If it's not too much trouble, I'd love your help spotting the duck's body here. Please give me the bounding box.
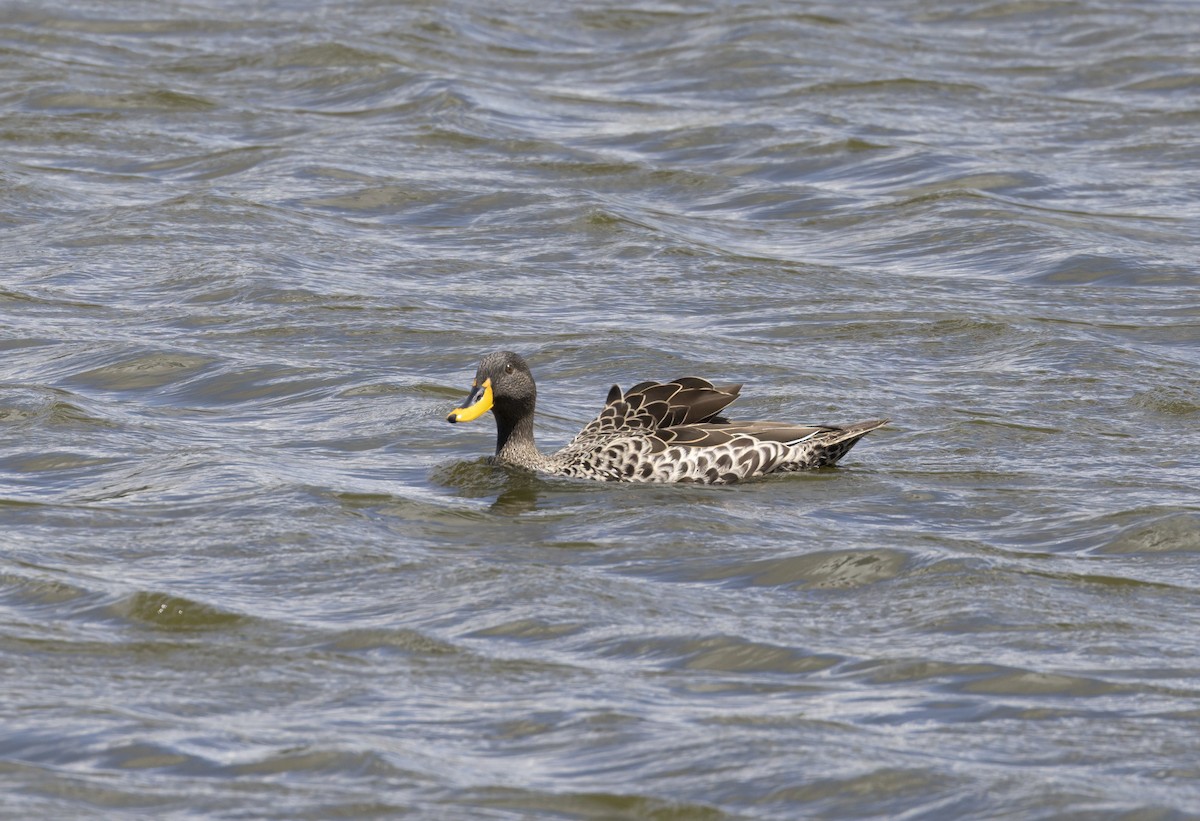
[447,351,886,485]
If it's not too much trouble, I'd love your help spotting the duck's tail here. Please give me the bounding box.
[790,419,889,469]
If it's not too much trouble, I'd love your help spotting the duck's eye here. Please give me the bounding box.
[505,364,514,375]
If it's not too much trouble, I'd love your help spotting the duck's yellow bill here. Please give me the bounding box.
[446,379,493,423]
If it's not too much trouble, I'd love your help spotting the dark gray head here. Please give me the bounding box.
[446,351,536,425]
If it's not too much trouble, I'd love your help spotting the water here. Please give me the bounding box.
[3,0,1200,817]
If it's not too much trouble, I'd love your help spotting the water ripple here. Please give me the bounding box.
[3,0,1200,817]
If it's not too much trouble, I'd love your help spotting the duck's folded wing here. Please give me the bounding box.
[665,419,889,446]
[570,378,742,443]
[657,422,830,447]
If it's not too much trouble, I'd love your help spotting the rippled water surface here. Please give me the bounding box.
[3,0,1200,817]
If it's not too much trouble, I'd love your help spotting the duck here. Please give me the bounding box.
[446,351,886,484]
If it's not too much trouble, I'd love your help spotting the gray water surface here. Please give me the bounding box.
[3,1,1200,818]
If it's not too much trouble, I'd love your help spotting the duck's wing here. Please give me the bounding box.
[659,419,887,447]
[570,377,742,443]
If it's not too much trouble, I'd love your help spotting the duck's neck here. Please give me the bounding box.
[494,406,543,468]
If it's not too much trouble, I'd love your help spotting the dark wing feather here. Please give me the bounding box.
[654,423,821,448]
[672,377,718,389]
[690,420,888,445]
[628,379,742,428]
[570,378,743,441]
[655,425,739,447]
[695,421,830,445]
[654,420,888,450]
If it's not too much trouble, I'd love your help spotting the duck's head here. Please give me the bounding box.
[446,351,536,425]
